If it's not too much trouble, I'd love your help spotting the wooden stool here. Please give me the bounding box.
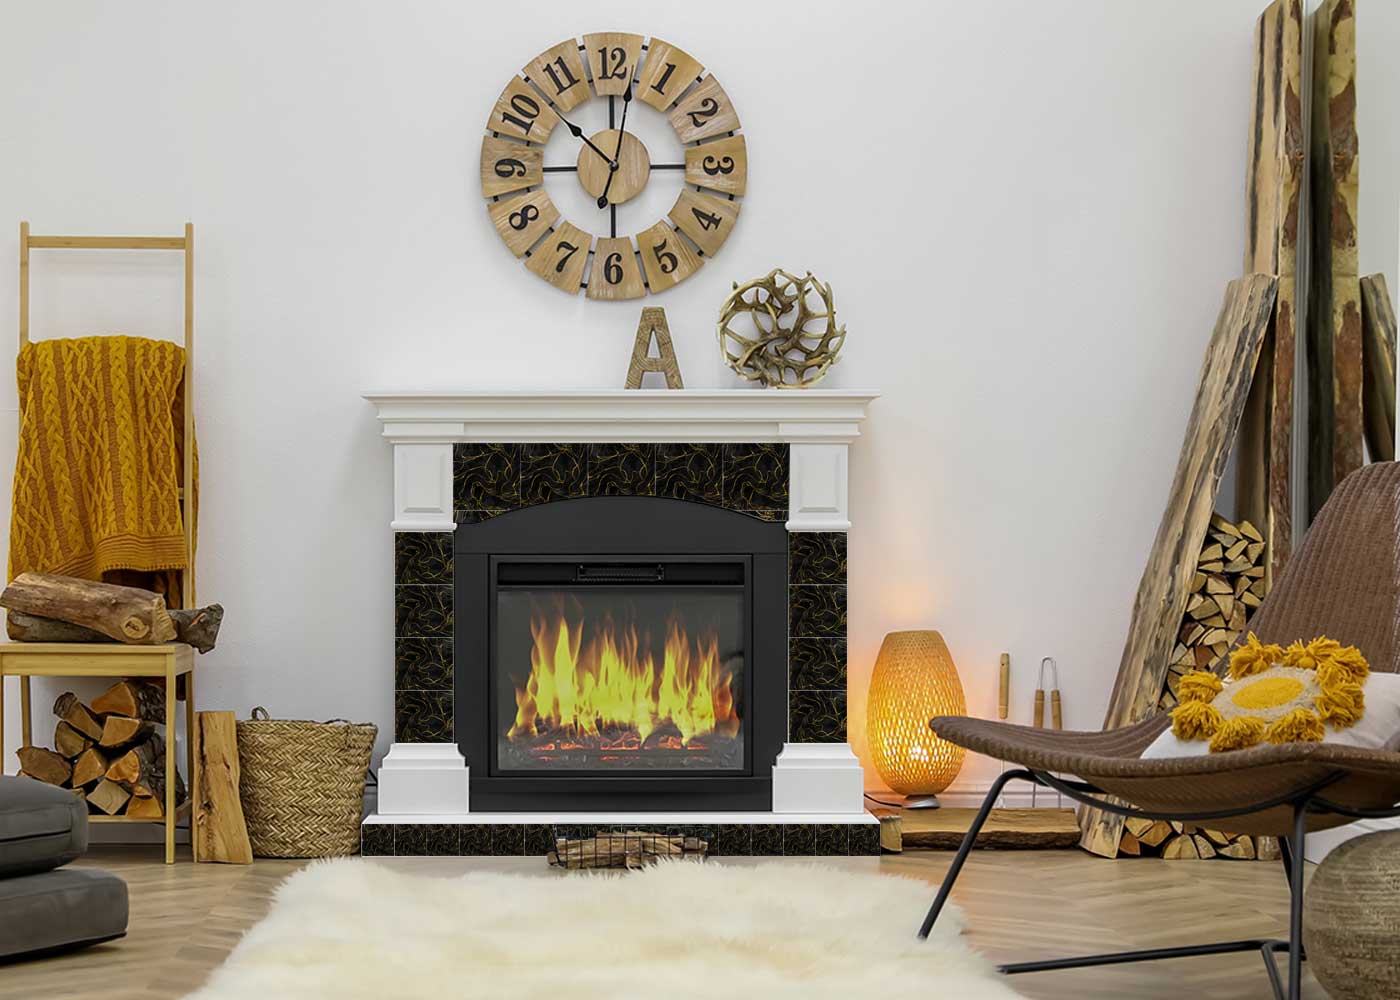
[0,643,197,863]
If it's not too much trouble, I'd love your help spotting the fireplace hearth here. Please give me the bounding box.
[458,496,787,811]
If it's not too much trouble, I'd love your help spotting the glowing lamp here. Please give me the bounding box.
[866,629,967,808]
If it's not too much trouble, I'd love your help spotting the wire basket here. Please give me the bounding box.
[236,707,377,858]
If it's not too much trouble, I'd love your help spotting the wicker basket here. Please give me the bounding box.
[236,707,377,858]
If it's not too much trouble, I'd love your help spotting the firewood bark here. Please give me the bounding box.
[87,779,131,815]
[92,680,165,722]
[1360,273,1397,463]
[71,747,109,787]
[53,692,103,740]
[0,572,175,644]
[17,746,71,786]
[99,715,155,749]
[54,720,95,759]
[6,604,223,652]
[193,711,253,864]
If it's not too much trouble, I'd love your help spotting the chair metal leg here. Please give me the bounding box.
[1286,802,1307,1000]
[917,768,1031,939]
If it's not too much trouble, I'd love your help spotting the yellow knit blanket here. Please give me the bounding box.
[9,336,197,592]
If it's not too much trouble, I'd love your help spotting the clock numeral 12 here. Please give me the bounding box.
[597,46,627,80]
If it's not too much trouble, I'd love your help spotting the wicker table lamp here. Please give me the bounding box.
[867,629,967,808]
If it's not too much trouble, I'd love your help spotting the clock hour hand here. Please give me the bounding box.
[556,112,615,167]
[597,80,633,209]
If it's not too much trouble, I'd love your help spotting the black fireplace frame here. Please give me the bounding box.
[455,496,787,811]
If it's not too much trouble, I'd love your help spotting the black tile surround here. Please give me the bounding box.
[388,442,855,854]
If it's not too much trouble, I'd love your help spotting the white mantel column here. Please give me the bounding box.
[392,442,455,532]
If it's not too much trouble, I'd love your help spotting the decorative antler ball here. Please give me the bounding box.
[717,269,846,388]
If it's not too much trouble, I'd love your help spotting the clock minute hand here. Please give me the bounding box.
[597,80,633,209]
[556,112,615,166]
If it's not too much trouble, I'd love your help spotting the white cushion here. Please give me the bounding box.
[1143,672,1400,759]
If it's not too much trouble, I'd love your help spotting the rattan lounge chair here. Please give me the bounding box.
[918,461,1400,1000]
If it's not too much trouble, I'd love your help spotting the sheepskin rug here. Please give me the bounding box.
[185,858,1019,999]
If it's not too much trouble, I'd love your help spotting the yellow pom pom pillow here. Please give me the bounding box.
[1142,634,1400,758]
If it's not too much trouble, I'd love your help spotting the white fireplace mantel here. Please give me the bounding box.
[364,389,879,533]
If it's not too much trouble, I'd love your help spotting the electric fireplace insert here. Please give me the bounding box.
[456,496,786,811]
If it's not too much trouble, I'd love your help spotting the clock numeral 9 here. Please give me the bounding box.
[553,240,580,274]
[508,204,540,230]
[500,93,542,135]
[494,158,527,178]
[652,238,679,275]
[702,156,735,176]
[597,46,627,80]
[603,252,625,285]
[686,98,719,130]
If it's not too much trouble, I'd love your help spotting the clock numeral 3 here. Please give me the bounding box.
[494,158,527,178]
[603,252,625,284]
[686,97,719,130]
[508,204,540,230]
[541,56,578,95]
[500,93,543,135]
[553,240,580,273]
[652,238,679,275]
[597,46,627,80]
[702,155,735,176]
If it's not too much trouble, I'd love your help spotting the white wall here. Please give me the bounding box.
[1,1,1396,803]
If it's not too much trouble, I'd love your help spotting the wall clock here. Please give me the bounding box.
[480,33,746,299]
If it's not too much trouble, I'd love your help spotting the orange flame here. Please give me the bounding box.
[508,605,739,748]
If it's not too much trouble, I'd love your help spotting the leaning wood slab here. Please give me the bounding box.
[193,711,253,864]
[1081,275,1277,857]
[0,573,175,644]
[6,603,222,653]
[1237,0,1304,583]
[1306,0,1362,519]
[886,808,1080,851]
[1360,274,1396,462]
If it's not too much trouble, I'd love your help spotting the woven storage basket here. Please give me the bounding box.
[236,707,377,858]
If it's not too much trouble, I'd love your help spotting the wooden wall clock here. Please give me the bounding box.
[480,33,746,299]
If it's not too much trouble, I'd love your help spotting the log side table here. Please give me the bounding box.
[0,642,197,863]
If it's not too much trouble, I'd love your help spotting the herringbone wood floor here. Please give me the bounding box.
[2,846,1324,999]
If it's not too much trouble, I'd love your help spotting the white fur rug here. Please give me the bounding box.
[185,859,1020,999]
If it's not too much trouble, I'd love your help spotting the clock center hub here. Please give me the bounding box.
[576,129,651,206]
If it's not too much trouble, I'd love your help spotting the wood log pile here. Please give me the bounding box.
[547,831,708,870]
[1120,817,1280,863]
[1158,513,1267,712]
[1,572,223,653]
[16,680,186,818]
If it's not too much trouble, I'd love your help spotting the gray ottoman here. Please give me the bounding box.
[0,775,128,959]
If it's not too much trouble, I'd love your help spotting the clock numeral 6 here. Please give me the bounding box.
[494,158,527,178]
[702,155,735,176]
[603,252,625,285]
[652,238,679,275]
[553,240,580,274]
[500,93,542,135]
[508,204,540,230]
[686,97,719,130]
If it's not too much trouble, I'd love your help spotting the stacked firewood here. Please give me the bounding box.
[16,680,186,817]
[548,831,709,870]
[1159,513,1267,711]
[1120,818,1280,862]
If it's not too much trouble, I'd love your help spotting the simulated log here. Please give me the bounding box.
[0,573,175,644]
[547,832,708,869]
[92,680,164,722]
[53,692,103,740]
[1306,0,1363,519]
[1361,274,1396,462]
[54,720,94,759]
[1082,276,1277,858]
[87,779,131,815]
[193,711,253,864]
[99,715,154,749]
[71,747,109,787]
[16,746,71,786]
[6,603,224,653]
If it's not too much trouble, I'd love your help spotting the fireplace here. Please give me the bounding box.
[456,495,787,811]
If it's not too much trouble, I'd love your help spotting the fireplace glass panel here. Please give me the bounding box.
[495,583,745,773]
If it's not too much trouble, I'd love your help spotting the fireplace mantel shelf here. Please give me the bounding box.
[366,388,879,532]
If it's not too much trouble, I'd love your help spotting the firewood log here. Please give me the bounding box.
[6,603,223,652]
[0,572,175,644]
[53,692,103,740]
[91,680,165,722]
[87,779,131,815]
[106,734,163,787]
[1161,835,1201,860]
[99,715,155,749]
[54,720,95,759]
[125,794,164,819]
[1218,837,1257,860]
[16,746,71,786]
[71,747,109,787]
